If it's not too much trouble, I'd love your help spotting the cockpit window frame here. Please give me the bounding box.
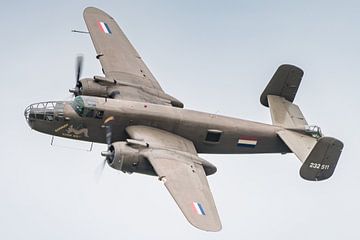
[71,96,103,119]
[71,96,85,116]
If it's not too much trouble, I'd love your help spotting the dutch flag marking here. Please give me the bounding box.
[237,137,257,148]
[97,21,112,34]
[192,202,206,216]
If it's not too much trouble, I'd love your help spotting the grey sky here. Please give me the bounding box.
[1,0,359,239]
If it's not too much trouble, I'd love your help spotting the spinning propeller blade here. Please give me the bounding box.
[69,55,83,96]
[97,116,116,180]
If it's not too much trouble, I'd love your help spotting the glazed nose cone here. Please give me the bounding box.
[24,105,32,128]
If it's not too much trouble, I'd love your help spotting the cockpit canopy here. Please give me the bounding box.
[71,96,104,119]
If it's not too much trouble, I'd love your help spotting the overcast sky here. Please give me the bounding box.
[1,0,359,239]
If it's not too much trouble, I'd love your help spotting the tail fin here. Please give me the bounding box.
[261,64,308,129]
[262,64,344,181]
[260,64,304,108]
[277,130,343,181]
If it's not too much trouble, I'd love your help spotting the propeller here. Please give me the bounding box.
[96,116,115,180]
[69,55,83,96]
[101,116,115,161]
[94,157,107,182]
[101,124,114,161]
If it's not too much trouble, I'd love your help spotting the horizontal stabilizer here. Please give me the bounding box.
[268,95,307,128]
[278,130,344,181]
[261,64,304,107]
[277,130,317,162]
[265,64,344,181]
[300,137,344,181]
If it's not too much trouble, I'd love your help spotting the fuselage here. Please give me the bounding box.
[24,96,290,154]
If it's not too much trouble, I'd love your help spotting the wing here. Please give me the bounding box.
[126,126,222,232]
[83,7,163,91]
[83,7,183,106]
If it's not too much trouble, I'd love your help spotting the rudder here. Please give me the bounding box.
[262,64,344,181]
[261,64,304,107]
[300,137,344,181]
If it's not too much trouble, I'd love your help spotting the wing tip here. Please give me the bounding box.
[190,220,222,232]
[83,6,112,19]
[83,6,98,15]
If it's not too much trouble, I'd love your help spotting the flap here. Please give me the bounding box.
[126,125,197,154]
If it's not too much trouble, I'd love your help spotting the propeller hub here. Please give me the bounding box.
[101,140,115,166]
[101,151,112,157]
[98,116,115,175]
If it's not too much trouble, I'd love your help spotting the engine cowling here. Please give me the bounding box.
[79,78,109,97]
[106,141,156,176]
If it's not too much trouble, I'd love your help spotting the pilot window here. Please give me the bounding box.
[71,96,104,119]
[71,96,85,116]
[205,130,222,143]
[95,110,104,119]
[45,114,54,121]
[83,108,95,118]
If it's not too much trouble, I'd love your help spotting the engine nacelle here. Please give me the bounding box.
[105,141,217,177]
[107,141,156,176]
[79,78,108,97]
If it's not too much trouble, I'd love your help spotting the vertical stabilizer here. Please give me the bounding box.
[261,65,344,181]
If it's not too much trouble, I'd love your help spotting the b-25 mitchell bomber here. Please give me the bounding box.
[24,7,343,231]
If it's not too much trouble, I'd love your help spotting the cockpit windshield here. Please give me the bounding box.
[71,96,85,116]
[71,96,104,119]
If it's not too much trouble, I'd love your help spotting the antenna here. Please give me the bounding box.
[50,136,94,152]
[71,30,89,34]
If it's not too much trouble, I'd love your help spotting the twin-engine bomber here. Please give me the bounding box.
[24,7,343,231]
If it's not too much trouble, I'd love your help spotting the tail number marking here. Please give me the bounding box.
[309,163,330,170]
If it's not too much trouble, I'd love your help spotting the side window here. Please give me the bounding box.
[95,111,104,119]
[83,108,95,118]
[46,114,54,121]
[205,129,222,143]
